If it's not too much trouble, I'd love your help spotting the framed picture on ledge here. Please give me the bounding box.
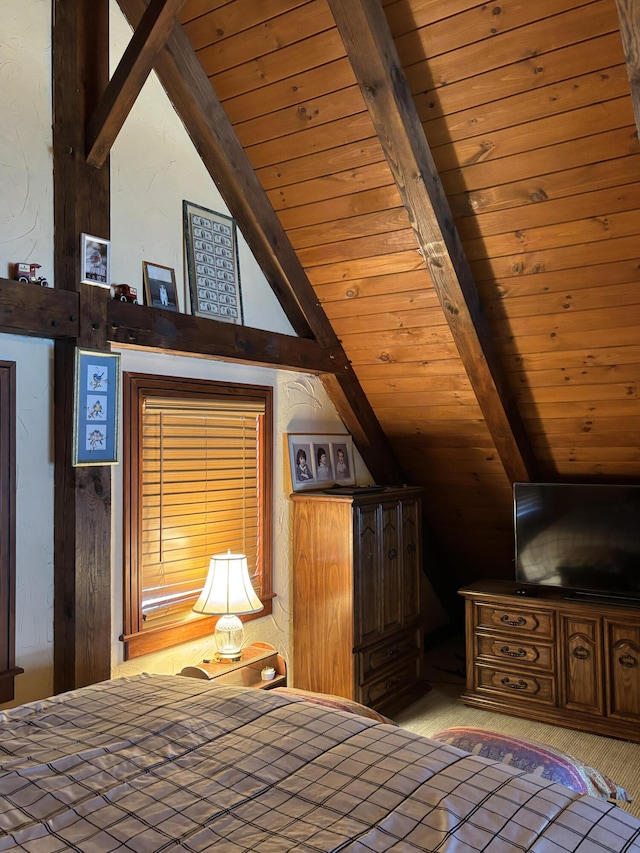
[183,200,243,324]
[287,434,354,492]
[143,262,179,311]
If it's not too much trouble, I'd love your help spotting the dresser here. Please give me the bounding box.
[292,487,428,715]
[460,580,640,742]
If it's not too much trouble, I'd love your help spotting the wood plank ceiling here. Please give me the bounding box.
[123,0,640,587]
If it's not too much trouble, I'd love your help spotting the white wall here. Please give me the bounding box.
[0,335,55,706]
[0,0,368,706]
[1,0,55,706]
[108,4,292,333]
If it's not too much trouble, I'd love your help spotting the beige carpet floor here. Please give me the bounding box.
[395,634,640,819]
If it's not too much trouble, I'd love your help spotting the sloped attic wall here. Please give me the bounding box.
[177,0,640,587]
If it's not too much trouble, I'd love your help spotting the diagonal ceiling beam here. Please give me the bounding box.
[87,0,187,168]
[327,0,538,485]
[615,0,640,138]
[113,0,404,485]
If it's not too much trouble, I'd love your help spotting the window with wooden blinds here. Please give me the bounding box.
[121,374,273,660]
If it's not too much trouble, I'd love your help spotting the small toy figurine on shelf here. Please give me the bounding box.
[14,262,48,287]
[110,283,138,304]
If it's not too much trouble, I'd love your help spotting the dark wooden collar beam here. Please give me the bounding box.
[0,279,347,375]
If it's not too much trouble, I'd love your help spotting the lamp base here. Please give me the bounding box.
[213,650,242,663]
[214,613,245,662]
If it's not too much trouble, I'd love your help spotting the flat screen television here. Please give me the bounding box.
[514,482,640,601]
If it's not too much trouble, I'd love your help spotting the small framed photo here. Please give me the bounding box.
[80,233,110,287]
[183,200,243,323]
[331,437,354,485]
[143,262,179,311]
[72,348,121,466]
[287,434,354,491]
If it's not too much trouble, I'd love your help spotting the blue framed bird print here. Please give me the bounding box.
[72,348,121,466]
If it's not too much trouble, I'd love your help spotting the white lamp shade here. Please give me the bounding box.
[193,551,264,616]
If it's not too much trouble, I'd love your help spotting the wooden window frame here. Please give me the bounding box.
[121,373,273,660]
[0,362,23,702]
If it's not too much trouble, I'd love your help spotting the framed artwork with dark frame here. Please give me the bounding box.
[287,434,355,491]
[72,348,121,466]
[183,200,243,323]
[80,233,110,287]
[143,262,179,311]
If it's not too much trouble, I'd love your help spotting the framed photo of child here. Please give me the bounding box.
[80,233,110,287]
[330,438,354,485]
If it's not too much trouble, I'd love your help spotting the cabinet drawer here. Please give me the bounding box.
[476,633,554,671]
[475,603,553,637]
[475,665,556,704]
[357,657,421,709]
[357,628,420,683]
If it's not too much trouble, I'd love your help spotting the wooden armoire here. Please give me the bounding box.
[292,486,429,715]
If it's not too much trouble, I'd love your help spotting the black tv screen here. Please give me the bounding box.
[514,482,640,600]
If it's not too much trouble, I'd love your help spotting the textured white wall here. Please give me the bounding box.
[0,335,54,706]
[0,1,53,283]
[0,0,55,706]
[0,0,369,705]
[108,5,293,333]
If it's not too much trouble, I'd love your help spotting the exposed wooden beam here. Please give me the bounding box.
[328,0,538,485]
[52,0,112,693]
[0,280,79,338]
[0,280,349,374]
[86,0,187,167]
[115,0,404,485]
[616,0,640,138]
[108,300,349,373]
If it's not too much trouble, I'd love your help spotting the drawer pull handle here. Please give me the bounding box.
[501,615,526,627]
[573,646,590,660]
[385,680,397,690]
[387,648,398,658]
[500,646,526,658]
[406,543,416,554]
[619,653,637,669]
[501,677,528,690]
[388,548,398,559]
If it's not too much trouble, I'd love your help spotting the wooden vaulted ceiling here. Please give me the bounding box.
[110,0,640,589]
[103,0,640,590]
[48,0,640,601]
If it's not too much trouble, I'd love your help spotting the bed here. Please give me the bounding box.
[1,673,639,852]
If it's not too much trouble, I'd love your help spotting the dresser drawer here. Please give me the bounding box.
[357,627,420,684]
[475,603,554,637]
[475,664,556,704]
[357,657,421,709]
[476,633,554,672]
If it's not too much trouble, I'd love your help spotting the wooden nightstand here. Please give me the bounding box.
[179,642,287,690]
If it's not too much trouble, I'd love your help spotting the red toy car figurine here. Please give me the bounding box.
[14,262,48,287]
[110,283,138,304]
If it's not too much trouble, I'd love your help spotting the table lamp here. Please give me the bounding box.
[193,550,264,662]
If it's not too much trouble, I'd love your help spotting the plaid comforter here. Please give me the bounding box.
[0,673,638,851]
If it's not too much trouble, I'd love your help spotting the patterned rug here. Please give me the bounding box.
[398,633,640,819]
